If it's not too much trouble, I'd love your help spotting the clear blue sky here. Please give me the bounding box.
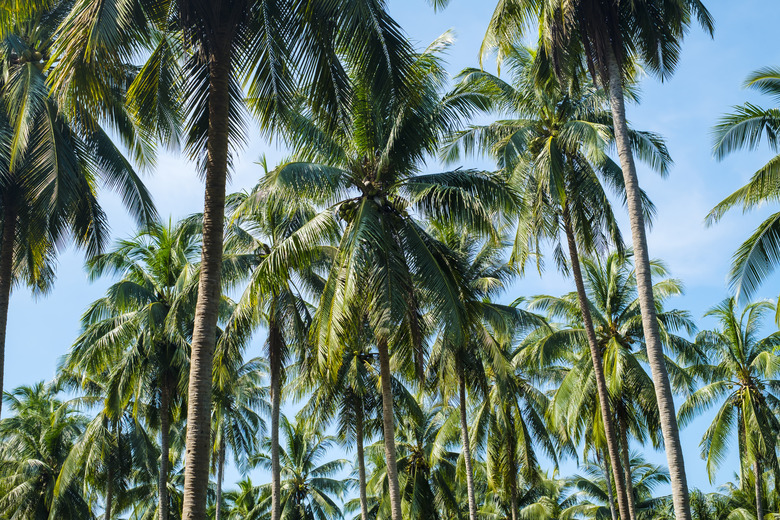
[7,0,780,498]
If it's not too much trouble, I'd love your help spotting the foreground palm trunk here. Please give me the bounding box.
[269,321,282,520]
[0,201,17,420]
[356,405,369,520]
[562,208,632,520]
[181,45,232,520]
[458,370,478,520]
[755,460,765,520]
[605,49,692,520]
[159,380,171,520]
[377,339,403,520]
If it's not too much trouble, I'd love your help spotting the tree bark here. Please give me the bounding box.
[618,407,637,520]
[377,338,403,520]
[605,47,692,520]
[601,451,618,520]
[356,403,369,520]
[458,370,478,520]
[0,200,17,420]
[159,379,171,520]
[563,206,631,520]
[215,436,226,520]
[181,42,232,520]
[507,412,519,520]
[105,442,114,520]
[269,319,282,520]
[755,459,765,520]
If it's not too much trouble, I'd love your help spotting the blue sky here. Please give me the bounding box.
[7,0,780,500]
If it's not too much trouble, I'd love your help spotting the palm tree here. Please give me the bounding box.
[480,3,714,518]
[678,298,780,520]
[222,478,268,520]
[0,0,156,419]
[448,44,672,520]
[0,383,92,519]
[262,34,515,520]
[64,219,203,520]
[708,67,780,300]
[252,415,351,520]
[51,2,416,515]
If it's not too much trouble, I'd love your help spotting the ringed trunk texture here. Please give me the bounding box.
[215,436,226,520]
[269,321,282,520]
[618,408,637,520]
[601,451,618,520]
[755,460,765,520]
[159,380,171,520]
[458,370,478,520]
[181,43,232,520]
[563,208,631,520]
[0,201,17,420]
[605,48,692,520]
[377,338,403,520]
[356,403,369,520]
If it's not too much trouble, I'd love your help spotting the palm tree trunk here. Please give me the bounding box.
[356,403,369,520]
[605,47,692,520]
[601,451,618,520]
[377,338,403,520]
[105,456,114,520]
[269,320,283,520]
[215,436,226,520]
[618,408,637,520]
[0,200,17,420]
[755,459,765,520]
[159,379,171,520]
[181,41,232,520]
[507,414,519,520]
[458,369,478,520]
[563,206,632,520]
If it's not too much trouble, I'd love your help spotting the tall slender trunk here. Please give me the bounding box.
[377,338,403,520]
[105,437,114,520]
[507,412,519,520]
[159,379,171,520]
[215,436,226,520]
[269,319,283,520]
[755,459,765,520]
[0,200,17,420]
[355,403,369,520]
[181,39,232,520]
[458,369,478,520]
[605,48,692,520]
[562,206,631,520]
[601,451,618,520]
[618,407,637,520]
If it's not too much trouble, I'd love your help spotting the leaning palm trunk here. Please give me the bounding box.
[618,408,637,520]
[181,45,232,520]
[601,451,618,520]
[0,200,17,420]
[605,48,692,520]
[458,370,478,520]
[269,321,282,520]
[356,404,369,520]
[377,339,403,520]
[215,437,226,520]
[563,207,632,520]
[755,460,765,520]
[159,380,172,520]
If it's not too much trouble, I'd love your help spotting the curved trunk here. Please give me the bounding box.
[0,201,17,419]
[215,436,226,520]
[377,338,403,520]
[604,48,692,520]
[159,379,171,520]
[563,206,631,520]
[756,459,765,520]
[601,450,618,520]
[356,403,369,520]
[181,40,232,520]
[618,407,637,520]
[269,320,282,520]
[458,369,478,520]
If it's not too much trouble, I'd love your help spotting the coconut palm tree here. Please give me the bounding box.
[0,383,92,519]
[63,219,204,520]
[480,3,714,518]
[262,34,515,520]
[678,298,780,520]
[0,0,156,419]
[51,2,417,515]
[708,67,780,300]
